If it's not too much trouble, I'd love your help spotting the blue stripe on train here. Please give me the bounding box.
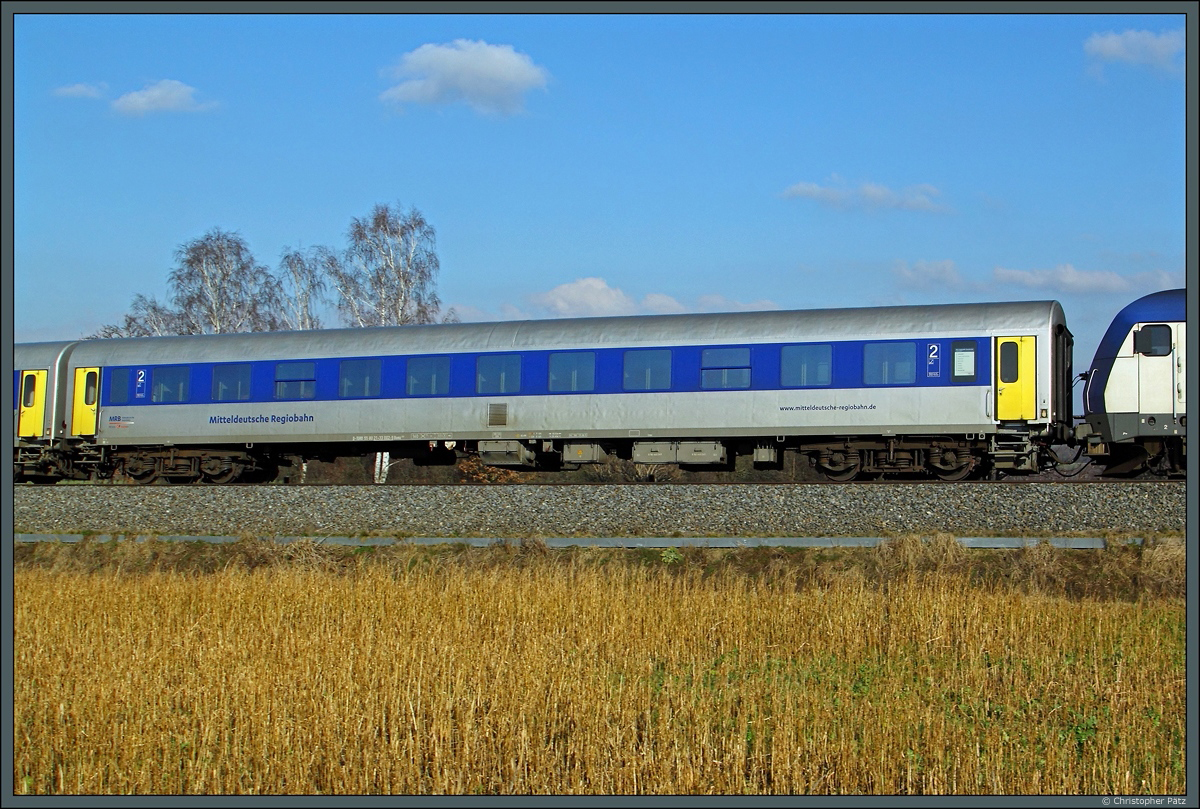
[102,336,994,407]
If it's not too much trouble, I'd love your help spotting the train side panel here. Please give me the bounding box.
[16,298,1079,482]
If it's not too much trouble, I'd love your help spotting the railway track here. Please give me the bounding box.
[14,481,1186,542]
[12,533,1162,549]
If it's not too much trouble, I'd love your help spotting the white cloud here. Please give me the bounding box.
[992,264,1133,295]
[891,260,1181,298]
[1085,29,1185,74]
[529,277,643,317]
[111,79,217,116]
[783,177,947,212]
[381,39,549,115]
[453,278,778,321]
[527,279,778,318]
[641,293,689,315]
[53,82,107,99]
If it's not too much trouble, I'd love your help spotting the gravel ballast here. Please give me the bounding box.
[12,482,1186,539]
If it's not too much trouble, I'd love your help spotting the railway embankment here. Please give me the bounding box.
[12,481,1187,540]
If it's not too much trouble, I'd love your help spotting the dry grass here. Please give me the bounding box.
[12,538,1187,795]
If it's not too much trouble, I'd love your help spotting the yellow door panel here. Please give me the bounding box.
[995,336,1036,421]
[18,370,48,438]
[72,366,100,436]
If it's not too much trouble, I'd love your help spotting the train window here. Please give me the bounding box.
[701,348,751,389]
[22,374,36,408]
[407,356,450,396]
[151,366,190,403]
[702,347,750,368]
[702,368,751,390]
[999,342,1019,384]
[864,342,916,385]
[340,359,382,398]
[549,352,595,392]
[951,341,976,383]
[84,371,98,406]
[477,354,522,395]
[1134,325,1172,357]
[275,362,316,400]
[109,369,131,404]
[781,345,832,387]
[212,364,253,402]
[624,349,672,391]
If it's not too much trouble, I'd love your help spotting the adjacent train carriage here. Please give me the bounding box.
[15,299,1076,483]
[14,341,92,482]
[1082,288,1186,476]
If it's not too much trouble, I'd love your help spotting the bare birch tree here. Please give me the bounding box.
[94,228,283,337]
[329,203,446,327]
[86,293,181,338]
[169,228,283,334]
[89,205,457,345]
[276,245,335,331]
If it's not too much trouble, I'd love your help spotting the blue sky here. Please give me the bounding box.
[11,11,1189,384]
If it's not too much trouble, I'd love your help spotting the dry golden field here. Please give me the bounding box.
[12,537,1187,795]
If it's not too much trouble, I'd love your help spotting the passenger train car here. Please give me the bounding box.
[1081,288,1187,477]
[15,298,1086,484]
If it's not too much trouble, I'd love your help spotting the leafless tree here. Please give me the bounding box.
[92,228,284,337]
[329,203,448,327]
[169,228,283,334]
[276,245,335,331]
[86,293,181,338]
[88,205,457,344]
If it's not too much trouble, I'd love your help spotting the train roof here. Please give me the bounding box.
[1090,288,1186,362]
[13,341,77,368]
[29,299,1067,365]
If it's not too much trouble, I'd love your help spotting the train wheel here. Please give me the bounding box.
[200,457,242,484]
[821,462,861,482]
[930,449,977,481]
[934,463,975,481]
[123,455,160,485]
[127,468,160,485]
[818,449,861,481]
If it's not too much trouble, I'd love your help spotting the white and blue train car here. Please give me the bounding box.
[15,299,1075,483]
[1082,288,1186,476]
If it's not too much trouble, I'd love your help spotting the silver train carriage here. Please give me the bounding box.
[14,299,1076,483]
[1080,288,1186,477]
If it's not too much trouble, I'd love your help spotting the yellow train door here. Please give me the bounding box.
[71,366,100,436]
[995,336,1036,421]
[17,370,48,438]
